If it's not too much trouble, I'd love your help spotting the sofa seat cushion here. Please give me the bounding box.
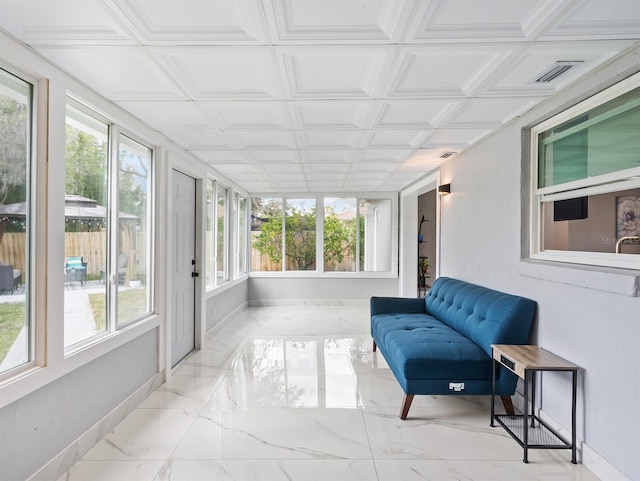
[375,314,491,381]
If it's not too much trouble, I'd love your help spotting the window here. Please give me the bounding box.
[216,184,228,284]
[235,194,247,277]
[0,68,32,375]
[116,134,152,326]
[531,73,640,269]
[251,196,394,274]
[324,198,356,272]
[63,100,154,347]
[64,104,108,347]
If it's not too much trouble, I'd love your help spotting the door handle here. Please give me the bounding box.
[192,272,199,278]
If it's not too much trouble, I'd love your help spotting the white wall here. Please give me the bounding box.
[248,277,397,304]
[435,45,640,480]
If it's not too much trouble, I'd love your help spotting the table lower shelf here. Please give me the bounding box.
[494,414,571,450]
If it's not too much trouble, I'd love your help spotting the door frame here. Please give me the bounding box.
[161,156,205,381]
[399,172,441,297]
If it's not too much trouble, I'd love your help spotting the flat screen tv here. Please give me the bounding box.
[554,197,588,221]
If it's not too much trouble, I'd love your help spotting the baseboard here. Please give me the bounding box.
[206,301,248,338]
[512,391,631,481]
[27,372,164,481]
[248,298,369,307]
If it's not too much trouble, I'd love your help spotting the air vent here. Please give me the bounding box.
[438,151,456,159]
[531,61,583,84]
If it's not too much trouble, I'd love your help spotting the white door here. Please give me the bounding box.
[171,170,197,367]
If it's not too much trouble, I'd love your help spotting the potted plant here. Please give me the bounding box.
[419,256,430,277]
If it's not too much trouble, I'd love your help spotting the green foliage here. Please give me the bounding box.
[65,125,107,203]
[323,209,355,269]
[0,96,28,206]
[252,200,357,271]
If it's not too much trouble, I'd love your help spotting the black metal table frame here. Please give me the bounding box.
[490,357,578,464]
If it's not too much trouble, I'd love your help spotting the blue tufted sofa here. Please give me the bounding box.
[371,277,536,419]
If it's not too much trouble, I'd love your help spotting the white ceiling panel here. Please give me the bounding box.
[407,0,568,42]
[485,42,634,95]
[422,128,493,147]
[247,150,302,163]
[374,100,459,129]
[117,101,216,129]
[203,101,293,130]
[227,130,298,150]
[365,130,430,149]
[302,150,356,163]
[192,151,251,164]
[297,130,364,150]
[386,46,515,97]
[540,0,640,40]
[161,129,236,150]
[279,47,393,98]
[0,0,133,44]
[292,100,375,129]
[152,48,285,99]
[265,0,413,44]
[110,0,268,44]
[1,0,637,194]
[36,46,186,100]
[448,98,542,127]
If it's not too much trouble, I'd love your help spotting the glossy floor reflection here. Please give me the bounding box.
[59,305,600,481]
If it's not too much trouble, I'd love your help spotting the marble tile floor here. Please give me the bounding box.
[58,305,600,481]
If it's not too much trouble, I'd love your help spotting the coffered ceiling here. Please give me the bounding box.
[0,0,639,193]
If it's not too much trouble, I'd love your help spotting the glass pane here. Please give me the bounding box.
[539,86,640,188]
[117,135,151,326]
[285,199,316,271]
[216,185,227,283]
[236,195,246,276]
[251,198,283,272]
[206,179,214,288]
[0,69,31,373]
[64,104,109,347]
[323,198,356,272]
[542,188,640,255]
[359,199,392,272]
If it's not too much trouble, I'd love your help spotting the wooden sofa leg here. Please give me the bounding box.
[372,340,377,352]
[501,395,515,416]
[400,394,414,420]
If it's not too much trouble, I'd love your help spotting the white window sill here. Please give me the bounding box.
[519,258,639,297]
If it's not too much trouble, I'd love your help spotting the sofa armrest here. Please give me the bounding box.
[370,296,426,316]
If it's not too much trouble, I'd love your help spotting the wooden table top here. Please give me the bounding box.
[492,344,578,377]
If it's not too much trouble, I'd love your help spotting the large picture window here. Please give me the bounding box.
[251,195,394,274]
[0,68,31,375]
[64,100,154,348]
[531,73,640,268]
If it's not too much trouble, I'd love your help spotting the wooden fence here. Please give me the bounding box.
[0,230,142,278]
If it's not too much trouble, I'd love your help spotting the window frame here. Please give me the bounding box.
[0,65,36,381]
[249,193,398,278]
[529,72,640,270]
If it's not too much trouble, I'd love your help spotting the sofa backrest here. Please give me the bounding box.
[424,277,536,356]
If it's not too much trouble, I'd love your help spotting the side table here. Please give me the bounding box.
[490,344,578,464]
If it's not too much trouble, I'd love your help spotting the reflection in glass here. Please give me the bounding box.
[64,104,109,347]
[117,135,151,326]
[217,185,227,283]
[206,179,214,288]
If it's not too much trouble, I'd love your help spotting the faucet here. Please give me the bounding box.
[615,236,640,253]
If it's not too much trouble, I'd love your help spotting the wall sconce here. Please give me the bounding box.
[438,183,451,195]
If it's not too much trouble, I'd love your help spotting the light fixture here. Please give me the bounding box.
[438,183,451,195]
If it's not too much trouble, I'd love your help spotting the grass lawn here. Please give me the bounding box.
[0,303,26,365]
[89,288,148,330]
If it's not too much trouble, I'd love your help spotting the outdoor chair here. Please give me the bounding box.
[65,256,88,286]
[0,264,21,293]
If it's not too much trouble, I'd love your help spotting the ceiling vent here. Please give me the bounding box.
[438,151,456,159]
[531,61,583,84]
